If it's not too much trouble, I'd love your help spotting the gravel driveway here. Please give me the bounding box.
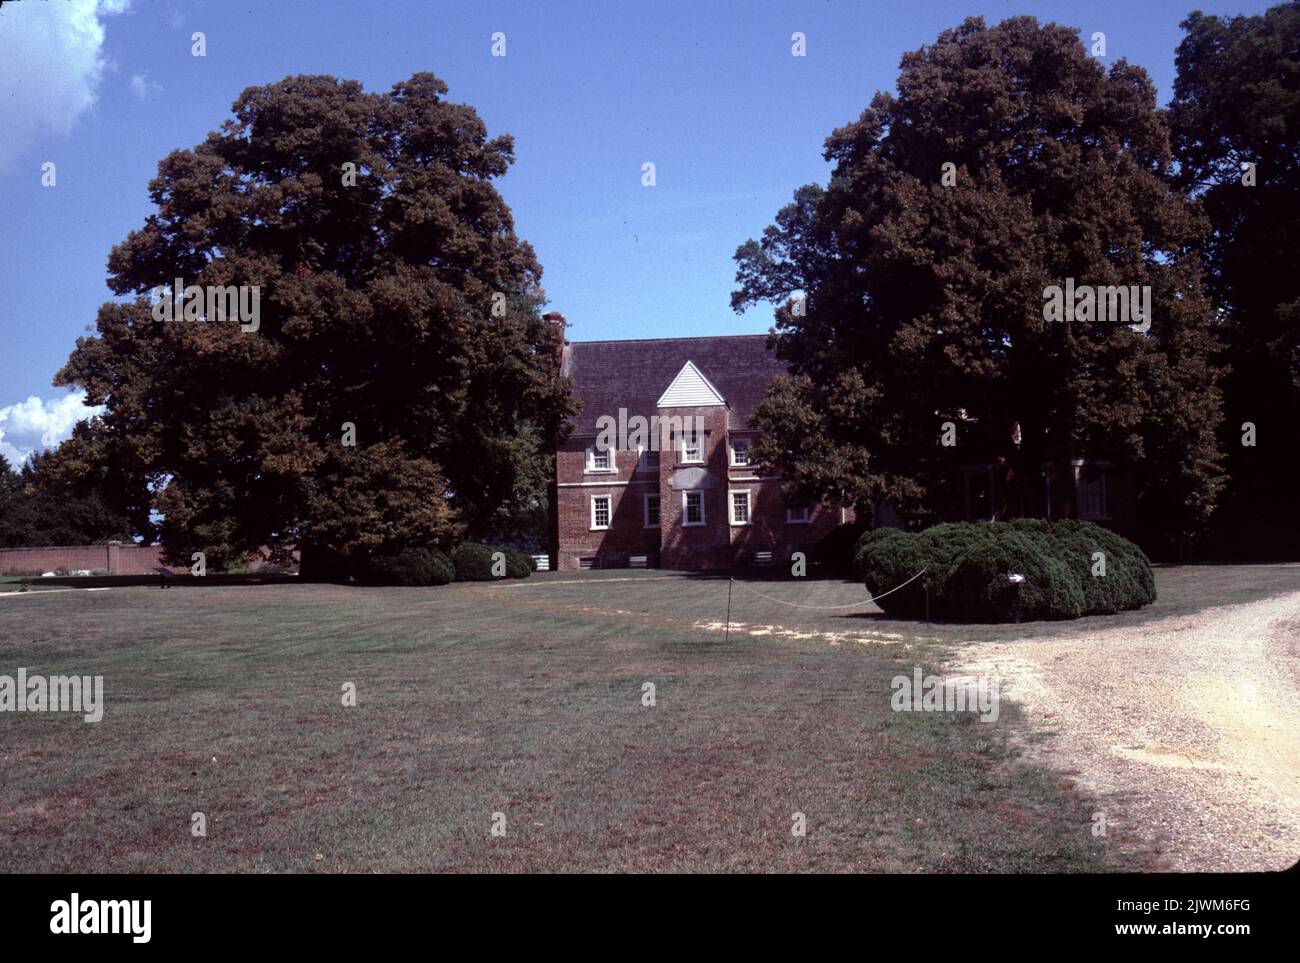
[953,589,1300,871]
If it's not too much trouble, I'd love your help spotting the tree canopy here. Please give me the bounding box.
[0,452,131,548]
[1170,1,1300,556]
[733,16,1225,543]
[45,73,574,573]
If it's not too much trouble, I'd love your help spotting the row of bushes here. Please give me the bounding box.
[853,519,1155,622]
[361,542,537,586]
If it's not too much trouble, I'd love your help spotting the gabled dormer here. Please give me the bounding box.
[657,360,725,408]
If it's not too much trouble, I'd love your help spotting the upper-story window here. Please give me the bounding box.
[679,434,704,464]
[786,505,810,524]
[586,446,614,473]
[638,448,660,472]
[730,438,752,466]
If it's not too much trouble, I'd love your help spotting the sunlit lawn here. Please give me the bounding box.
[1,563,1290,872]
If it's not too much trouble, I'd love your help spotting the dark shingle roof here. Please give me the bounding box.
[562,335,784,434]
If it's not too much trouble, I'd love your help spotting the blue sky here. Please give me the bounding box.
[0,0,1274,464]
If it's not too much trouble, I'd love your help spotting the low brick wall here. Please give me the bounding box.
[0,543,182,576]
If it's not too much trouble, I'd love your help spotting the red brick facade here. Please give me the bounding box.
[553,334,848,571]
[0,543,297,576]
[0,543,183,576]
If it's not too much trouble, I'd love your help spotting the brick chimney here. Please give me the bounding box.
[543,311,567,364]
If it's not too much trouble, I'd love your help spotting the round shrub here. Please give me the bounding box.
[364,547,454,586]
[451,542,533,581]
[1009,518,1155,614]
[939,530,1083,622]
[856,527,927,617]
[857,519,1154,622]
[501,547,536,578]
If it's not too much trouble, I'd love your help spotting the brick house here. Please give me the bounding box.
[551,329,849,571]
[548,320,1137,571]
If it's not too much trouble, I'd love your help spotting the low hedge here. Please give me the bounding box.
[362,547,455,586]
[450,542,534,581]
[855,519,1154,622]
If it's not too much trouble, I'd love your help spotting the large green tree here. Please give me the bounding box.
[0,452,131,548]
[47,73,574,573]
[1170,2,1300,557]
[733,16,1225,546]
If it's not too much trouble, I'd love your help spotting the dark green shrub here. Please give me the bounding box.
[857,528,928,617]
[451,542,533,581]
[856,519,1153,622]
[1009,518,1155,614]
[939,530,1083,621]
[364,547,454,586]
[502,547,537,577]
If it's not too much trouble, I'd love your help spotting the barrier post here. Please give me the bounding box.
[724,578,733,644]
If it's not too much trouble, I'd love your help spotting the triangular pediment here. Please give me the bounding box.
[657,360,725,408]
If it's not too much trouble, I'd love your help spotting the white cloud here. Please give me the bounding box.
[130,72,161,100]
[0,0,131,172]
[0,393,103,467]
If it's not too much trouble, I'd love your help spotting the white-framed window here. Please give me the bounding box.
[730,438,751,466]
[644,493,661,528]
[786,505,810,524]
[679,434,704,464]
[586,446,614,473]
[591,494,612,530]
[729,489,751,526]
[638,448,660,472]
[682,490,705,526]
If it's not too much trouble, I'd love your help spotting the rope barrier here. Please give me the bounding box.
[725,567,928,611]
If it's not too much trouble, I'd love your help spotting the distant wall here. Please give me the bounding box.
[0,543,182,576]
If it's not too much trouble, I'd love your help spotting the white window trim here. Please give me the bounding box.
[590,494,612,530]
[729,488,752,526]
[678,436,704,464]
[786,505,811,524]
[682,490,706,526]
[586,445,616,474]
[730,438,752,467]
[643,492,660,529]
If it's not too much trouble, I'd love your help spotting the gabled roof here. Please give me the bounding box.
[657,360,725,408]
[561,334,784,434]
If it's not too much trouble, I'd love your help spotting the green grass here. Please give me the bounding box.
[0,564,1291,872]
